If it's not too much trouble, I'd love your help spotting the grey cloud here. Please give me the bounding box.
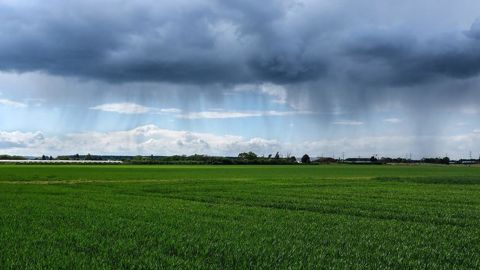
[2,0,480,88]
[0,0,302,84]
[248,56,326,83]
[345,28,480,86]
[1,0,480,117]
[466,19,480,40]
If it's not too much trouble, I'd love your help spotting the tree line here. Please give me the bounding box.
[126,152,301,165]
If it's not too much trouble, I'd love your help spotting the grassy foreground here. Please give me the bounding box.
[0,165,479,269]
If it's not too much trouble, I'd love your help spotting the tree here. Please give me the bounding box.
[370,156,378,162]
[238,152,258,161]
[0,155,26,160]
[274,152,280,159]
[442,156,450,164]
[86,153,92,160]
[301,154,310,163]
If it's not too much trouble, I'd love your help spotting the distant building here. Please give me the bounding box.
[458,159,479,165]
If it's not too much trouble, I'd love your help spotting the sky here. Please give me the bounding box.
[1,0,480,159]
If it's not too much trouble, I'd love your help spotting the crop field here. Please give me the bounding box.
[1,164,480,269]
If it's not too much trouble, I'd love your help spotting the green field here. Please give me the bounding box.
[1,165,480,269]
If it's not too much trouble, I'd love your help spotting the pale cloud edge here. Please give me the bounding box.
[90,103,152,114]
[89,102,312,119]
[0,98,27,108]
[383,118,402,124]
[178,110,313,119]
[333,120,364,126]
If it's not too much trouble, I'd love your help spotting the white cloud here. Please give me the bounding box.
[0,130,44,148]
[333,120,364,126]
[383,118,402,123]
[0,125,280,156]
[1,126,480,159]
[0,98,27,108]
[178,110,312,119]
[90,103,303,119]
[90,103,151,114]
[473,129,480,133]
[159,108,181,113]
[90,103,181,115]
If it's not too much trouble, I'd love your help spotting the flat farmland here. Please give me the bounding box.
[1,165,479,269]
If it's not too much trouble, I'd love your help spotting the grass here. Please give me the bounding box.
[0,164,479,269]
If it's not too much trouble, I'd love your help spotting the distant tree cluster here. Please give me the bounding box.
[40,155,54,160]
[379,157,411,163]
[124,152,298,165]
[236,152,297,164]
[422,157,450,165]
[27,152,471,166]
[57,153,103,161]
[128,154,236,165]
[0,155,26,160]
[238,152,258,161]
[301,154,310,163]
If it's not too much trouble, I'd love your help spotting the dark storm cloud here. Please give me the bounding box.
[0,0,327,84]
[1,0,480,107]
[345,27,480,86]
